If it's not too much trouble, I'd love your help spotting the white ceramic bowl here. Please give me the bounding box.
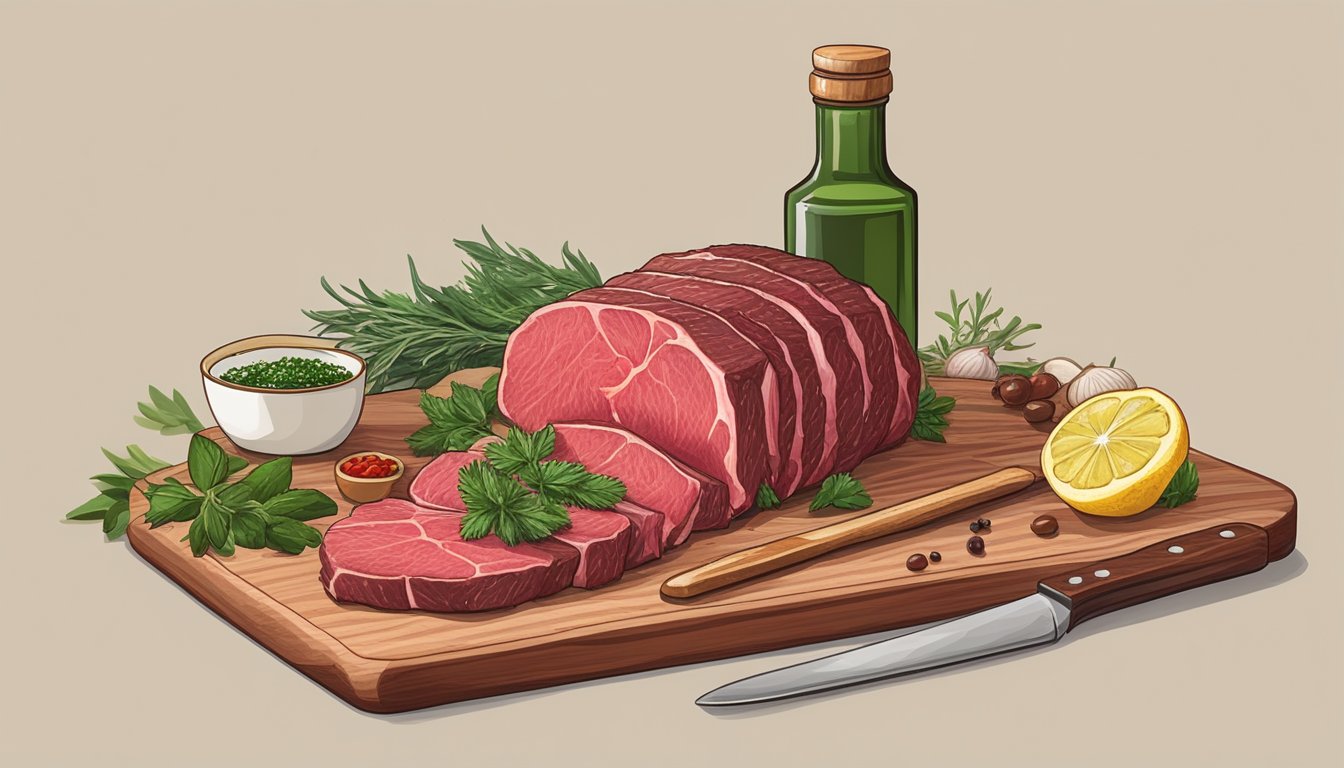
[201,335,367,455]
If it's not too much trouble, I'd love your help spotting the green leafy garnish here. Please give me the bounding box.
[134,386,207,435]
[406,375,501,456]
[919,289,1042,376]
[146,435,335,558]
[305,229,603,393]
[454,425,626,544]
[911,385,957,442]
[458,460,573,546]
[1158,460,1200,508]
[756,483,782,510]
[484,424,557,476]
[809,473,873,512]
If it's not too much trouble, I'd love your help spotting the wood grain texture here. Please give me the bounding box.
[662,467,1039,598]
[125,374,1297,713]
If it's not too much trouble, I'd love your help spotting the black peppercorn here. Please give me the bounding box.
[967,535,985,555]
[929,551,942,562]
[969,521,981,533]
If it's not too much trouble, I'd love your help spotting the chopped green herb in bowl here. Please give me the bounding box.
[220,355,355,390]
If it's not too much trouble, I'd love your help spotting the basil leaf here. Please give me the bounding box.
[215,482,257,506]
[187,434,230,491]
[237,457,292,503]
[66,494,116,521]
[263,489,337,521]
[200,494,233,550]
[91,474,137,492]
[233,507,270,549]
[102,500,131,540]
[226,454,249,478]
[215,530,237,557]
[187,516,209,557]
[144,481,204,528]
[265,518,317,554]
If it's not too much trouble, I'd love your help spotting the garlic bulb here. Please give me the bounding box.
[1066,364,1138,407]
[1040,357,1084,386]
[944,346,998,380]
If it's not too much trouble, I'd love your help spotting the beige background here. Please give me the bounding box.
[2,0,1340,764]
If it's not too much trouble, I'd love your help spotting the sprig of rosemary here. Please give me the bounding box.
[918,289,1042,376]
[304,229,603,393]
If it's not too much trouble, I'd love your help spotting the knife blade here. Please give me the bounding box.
[697,522,1271,706]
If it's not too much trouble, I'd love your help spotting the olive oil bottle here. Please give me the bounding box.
[785,45,918,343]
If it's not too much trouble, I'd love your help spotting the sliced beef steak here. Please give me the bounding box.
[498,287,773,514]
[319,499,578,612]
[640,250,864,477]
[609,501,664,567]
[550,422,730,538]
[408,450,483,511]
[410,451,634,587]
[605,271,818,497]
[550,508,631,588]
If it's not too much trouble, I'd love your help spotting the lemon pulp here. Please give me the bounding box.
[1041,388,1189,517]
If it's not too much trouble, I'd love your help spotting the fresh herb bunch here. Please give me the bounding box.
[406,374,500,456]
[1158,460,1199,508]
[809,473,872,512]
[305,229,603,393]
[919,289,1042,376]
[459,425,627,546]
[143,435,336,557]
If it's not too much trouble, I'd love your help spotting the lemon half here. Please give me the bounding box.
[1041,388,1189,516]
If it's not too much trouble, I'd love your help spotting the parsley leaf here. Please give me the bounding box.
[1158,460,1199,508]
[910,385,956,442]
[406,375,501,456]
[458,460,573,545]
[485,424,557,475]
[518,460,626,509]
[756,483,782,509]
[809,473,873,512]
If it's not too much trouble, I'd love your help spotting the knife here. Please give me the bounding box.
[697,522,1270,706]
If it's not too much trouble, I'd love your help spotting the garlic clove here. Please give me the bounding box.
[1040,357,1084,386]
[944,346,999,380]
[1066,364,1138,407]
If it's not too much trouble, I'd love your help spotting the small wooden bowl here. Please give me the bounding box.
[334,451,404,503]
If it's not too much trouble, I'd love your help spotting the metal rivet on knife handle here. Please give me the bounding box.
[661,466,1040,599]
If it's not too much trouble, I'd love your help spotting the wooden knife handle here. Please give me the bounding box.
[662,467,1039,599]
[1039,523,1270,631]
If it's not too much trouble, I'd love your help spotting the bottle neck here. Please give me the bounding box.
[814,101,889,177]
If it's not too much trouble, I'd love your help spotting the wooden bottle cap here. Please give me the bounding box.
[810,44,893,105]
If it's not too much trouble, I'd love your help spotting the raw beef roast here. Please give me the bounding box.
[498,287,775,513]
[319,499,578,612]
[321,243,922,615]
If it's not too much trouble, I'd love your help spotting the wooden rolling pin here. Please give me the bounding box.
[661,467,1040,599]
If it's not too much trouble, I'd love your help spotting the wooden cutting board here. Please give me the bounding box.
[126,371,1297,713]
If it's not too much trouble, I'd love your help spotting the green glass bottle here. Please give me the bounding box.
[785,45,918,344]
